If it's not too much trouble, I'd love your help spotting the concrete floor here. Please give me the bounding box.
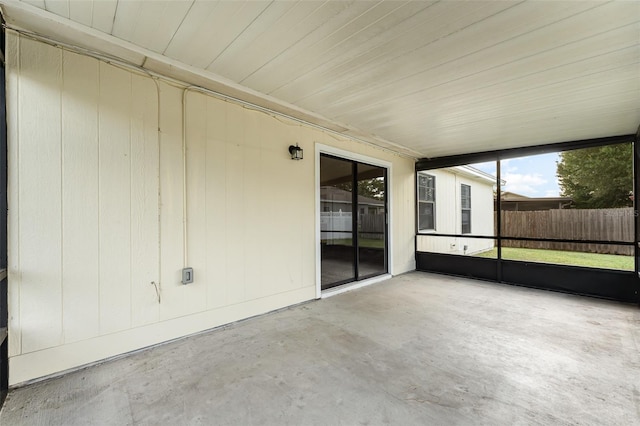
[320,258,385,288]
[2,272,640,425]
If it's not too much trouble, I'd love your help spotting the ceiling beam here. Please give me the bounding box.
[416,134,636,170]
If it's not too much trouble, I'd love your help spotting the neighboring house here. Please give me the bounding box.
[320,186,385,242]
[320,186,384,215]
[417,166,496,255]
[499,191,573,211]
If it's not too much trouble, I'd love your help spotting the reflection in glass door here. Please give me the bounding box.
[320,156,355,286]
[357,163,387,279]
[320,154,387,290]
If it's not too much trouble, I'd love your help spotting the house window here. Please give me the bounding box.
[418,173,435,231]
[461,184,471,234]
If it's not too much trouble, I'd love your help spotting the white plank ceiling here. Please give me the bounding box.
[2,0,640,158]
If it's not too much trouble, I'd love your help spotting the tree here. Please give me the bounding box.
[357,177,385,200]
[556,143,633,209]
[336,177,385,200]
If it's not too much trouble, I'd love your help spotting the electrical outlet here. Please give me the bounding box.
[182,267,193,284]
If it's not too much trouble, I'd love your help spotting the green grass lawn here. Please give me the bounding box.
[475,247,634,271]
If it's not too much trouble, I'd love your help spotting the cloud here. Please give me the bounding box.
[502,172,547,196]
[545,189,560,197]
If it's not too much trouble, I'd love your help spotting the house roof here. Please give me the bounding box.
[1,1,638,159]
[501,191,572,203]
[449,165,498,185]
[320,186,383,207]
[420,165,499,186]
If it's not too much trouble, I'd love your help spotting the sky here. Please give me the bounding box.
[473,152,561,198]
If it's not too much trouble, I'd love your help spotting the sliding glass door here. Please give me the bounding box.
[320,154,387,290]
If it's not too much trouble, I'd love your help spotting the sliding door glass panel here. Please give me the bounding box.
[357,163,387,279]
[320,155,355,288]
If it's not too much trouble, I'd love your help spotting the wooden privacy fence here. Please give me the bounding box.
[359,214,385,240]
[498,208,634,255]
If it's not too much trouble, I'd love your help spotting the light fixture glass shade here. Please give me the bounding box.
[289,144,303,160]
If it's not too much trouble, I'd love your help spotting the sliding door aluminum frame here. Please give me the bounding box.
[415,133,640,303]
[0,19,8,406]
[320,153,389,290]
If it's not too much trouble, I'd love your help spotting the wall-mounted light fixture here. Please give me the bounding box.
[288,144,303,160]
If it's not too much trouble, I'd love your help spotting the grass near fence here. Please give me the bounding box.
[475,247,634,271]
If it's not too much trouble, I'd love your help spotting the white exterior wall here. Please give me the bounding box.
[5,34,416,385]
[417,169,495,254]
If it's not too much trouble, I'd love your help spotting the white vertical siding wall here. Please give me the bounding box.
[5,33,416,385]
[61,51,100,343]
[417,169,495,254]
[457,175,495,254]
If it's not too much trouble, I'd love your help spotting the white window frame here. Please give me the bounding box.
[461,183,471,234]
[417,172,436,232]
